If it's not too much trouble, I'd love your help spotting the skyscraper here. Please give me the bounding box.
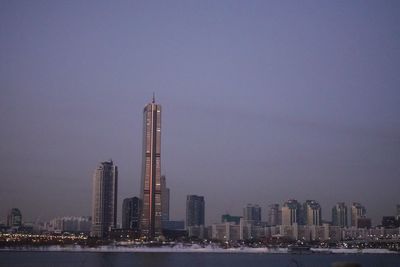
[243,204,262,225]
[396,204,400,220]
[351,202,366,228]
[332,202,348,228]
[91,160,118,238]
[160,175,170,223]
[140,96,162,239]
[7,208,22,227]
[268,204,281,226]
[281,199,301,225]
[186,195,205,227]
[302,200,322,226]
[122,197,140,231]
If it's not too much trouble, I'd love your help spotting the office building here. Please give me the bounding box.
[351,202,366,228]
[161,175,170,222]
[221,214,242,225]
[186,195,205,227]
[48,216,91,233]
[139,96,162,239]
[396,204,400,220]
[243,204,261,225]
[302,200,322,226]
[162,220,185,230]
[357,217,371,229]
[381,216,397,229]
[7,208,22,227]
[332,202,348,228]
[268,204,282,226]
[91,160,118,238]
[281,199,301,225]
[122,197,140,230]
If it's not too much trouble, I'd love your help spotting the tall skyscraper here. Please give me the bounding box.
[332,202,348,228]
[351,202,366,228]
[281,199,301,225]
[268,204,282,226]
[122,197,140,230]
[186,195,205,227]
[160,175,170,223]
[302,200,322,226]
[243,204,262,225]
[91,160,118,238]
[7,208,22,227]
[140,96,162,239]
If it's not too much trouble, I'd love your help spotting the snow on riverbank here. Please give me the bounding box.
[0,245,397,254]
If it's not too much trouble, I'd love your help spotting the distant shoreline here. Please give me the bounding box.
[0,245,397,254]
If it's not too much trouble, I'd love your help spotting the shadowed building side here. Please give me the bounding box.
[91,160,118,238]
[122,197,140,231]
[186,195,205,228]
[161,175,170,223]
[332,202,348,228]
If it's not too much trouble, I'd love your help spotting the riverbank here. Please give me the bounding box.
[0,245,398,254]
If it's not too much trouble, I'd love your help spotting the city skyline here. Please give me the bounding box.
[1,1,399,226]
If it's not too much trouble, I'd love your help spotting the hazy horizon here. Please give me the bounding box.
[1,1,399,226]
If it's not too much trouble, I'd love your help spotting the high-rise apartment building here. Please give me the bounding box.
[7,208,22,227]
[302,200,322,226]
[186,195,205,227]
[91,160,118,238]
[351,202,366,228]
[122,197,140,230]
[140,96,162,239]
[161,175,170,223]
[281,199,301,225]
[332,202,348,228]
[268,204,282,226]
[243,204,262,225]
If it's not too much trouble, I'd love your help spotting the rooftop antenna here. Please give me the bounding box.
[152,92,155,103]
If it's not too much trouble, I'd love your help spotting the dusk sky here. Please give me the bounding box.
[0,1,399,225]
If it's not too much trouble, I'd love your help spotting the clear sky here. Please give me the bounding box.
[0,0,399,225]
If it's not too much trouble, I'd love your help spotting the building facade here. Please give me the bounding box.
[140,97,162,239]
[160,175,170,223]
[221,214,242,225]
[332,202,348,228]
[396,204,400,220]
[122,197,140,230]
[282,199,301,226]
[351,202,366,228]
[268,204,281,226]
[303,200,322,226]
[243,204,262,225]
[47,216,91,233]
[7,208,22,227]
[91,160,118,238]
[186,195,205,227]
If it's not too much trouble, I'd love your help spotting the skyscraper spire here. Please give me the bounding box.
[152,92,155,103]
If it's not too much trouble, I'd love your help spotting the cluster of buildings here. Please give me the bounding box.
[88,97,208,239]
[43,217,91,233]
[3,98,400,245]
[198,202,400,242]
[88,97,400,242]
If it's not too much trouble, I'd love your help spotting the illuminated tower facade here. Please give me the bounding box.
[140,96,162,238]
